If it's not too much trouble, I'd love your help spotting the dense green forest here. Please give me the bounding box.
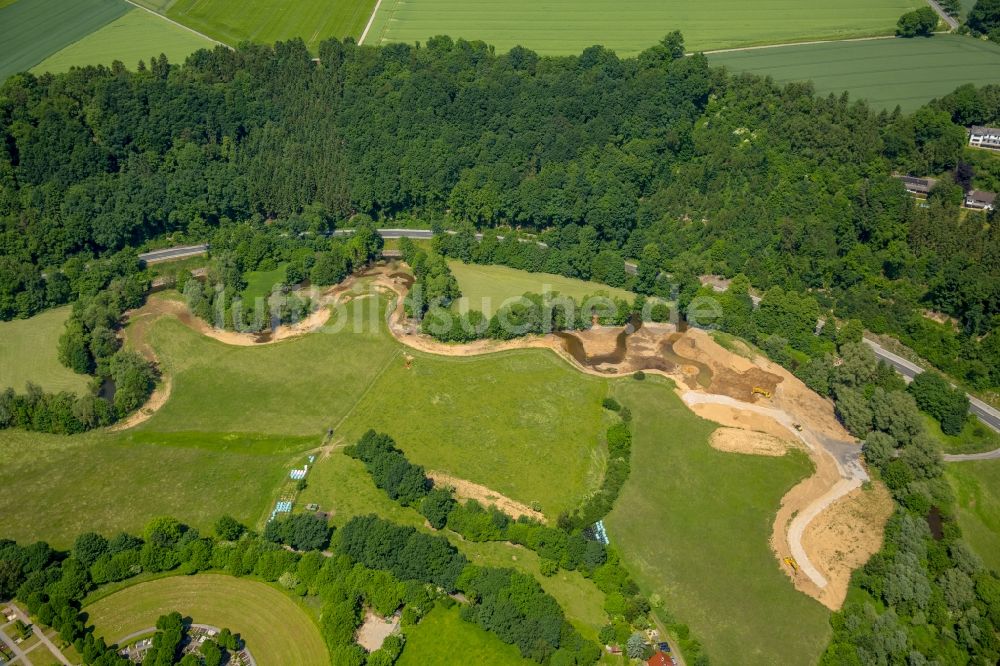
[1,33,997,389]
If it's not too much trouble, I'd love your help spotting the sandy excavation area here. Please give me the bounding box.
[709,427,796,456]
[427,471,547,523]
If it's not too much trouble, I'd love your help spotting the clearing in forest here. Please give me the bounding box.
[709,35,1000,112]
[948,460,1000,571]
[86,574,327,666]
[368,0,921,57]
[31,8,215,74]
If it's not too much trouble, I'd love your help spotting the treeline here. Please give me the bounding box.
[183,217,383,331]
[346,426,708,663]
[692,281,1000,662]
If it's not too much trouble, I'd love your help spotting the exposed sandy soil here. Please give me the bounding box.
[107,375,171,432]
[427,471,547,523]
[802,482,894,609]
[355,610,399,652]
[687,403,795,441]
[709,427,796,456]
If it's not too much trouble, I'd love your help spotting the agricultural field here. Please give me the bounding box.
[0,306,90,394]
[86,574,327,666]
[449,261,634,316]
[367,0,921,57]
[0,0,129,80]
[947,460,1000,571]
[334,347,613,519]
[136,0,377,51]
[605,377,831,665]
[709,35,1000,112]
[31,8,215,75]
[398,605,530,666]
[0,429,309,547]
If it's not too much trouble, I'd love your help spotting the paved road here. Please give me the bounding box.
[926,0,960,29]
[862,338,1000,434]
[9,604,72,666]
[138,244,209,264]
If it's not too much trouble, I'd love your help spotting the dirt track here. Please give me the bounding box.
[118,263,887,609]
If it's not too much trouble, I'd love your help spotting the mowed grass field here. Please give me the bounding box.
[947,460,1000,571]
[135,294,399,435]
[139,0,377,50]
[369,0,921,56]
[0,306,90,394]
[710,35,1000,112]
[605,377,831,665]
[0,429,311,547]
[335,348,612,518]
[450,261,634,316]
[398,605,530,666]
[32,8,215,75]
[86,575,327,666]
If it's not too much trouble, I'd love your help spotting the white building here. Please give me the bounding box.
[969,126,1000,150]
[964,190,996,211]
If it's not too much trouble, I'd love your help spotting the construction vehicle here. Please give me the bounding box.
[793,423,803,432]
[783,557,799,574]
[751,386,772,399]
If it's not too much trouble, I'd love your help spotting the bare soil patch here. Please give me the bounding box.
[355,610,400,652]
[802,482,894,609]
[688,403,794,441]
[428,471,547,523]
[710,427,796,456]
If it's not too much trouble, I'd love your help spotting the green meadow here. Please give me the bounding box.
[605,377,830,665]
[948,460,1000,571]
[32,8,215,74]
[709,35,1000,112]
[399,605,531,666]
[449,261,634,316]
[369,0,921,56]
[0,306,90,394]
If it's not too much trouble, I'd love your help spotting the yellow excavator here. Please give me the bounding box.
[783,557,799,574]
[751,386,772,399]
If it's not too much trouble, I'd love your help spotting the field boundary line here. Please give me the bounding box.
[122,0,232,50]
[697,33,933,56]
[358,0,386,45]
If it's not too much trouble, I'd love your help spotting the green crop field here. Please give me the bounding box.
[0,429,310,547]
[710,35,1000,112]
[0,306,90,394]
[948,460,1000,571]
[605,377,831,665]
[87,574,327,666]
[0,0,129,81]
[399,605,531,666]
[368,0,921,57]
[335,347,612,518]
[141,0,377,51]
[450,261,634,316]
[32,8,215,75]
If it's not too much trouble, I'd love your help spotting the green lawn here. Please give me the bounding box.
[86,574,327,666]
[32,8,215,75]
[240,264,288,303]
[0,306,90,394]
[605,376,831,665]
[135,293,399,435]
[0,0,129,80]
[399,605,530,665]
[0,429,309,548]
[149,0,377,50]
[709,35,1000,112]
[450,261,634,317]
[369,0,921,57]
[947,460,1000,572]
[925,414,1000,455]
[335,347,612,518]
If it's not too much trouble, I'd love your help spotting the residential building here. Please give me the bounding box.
[964,190,996,211]
[969,126,1000,150]
[894,174,938,197]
